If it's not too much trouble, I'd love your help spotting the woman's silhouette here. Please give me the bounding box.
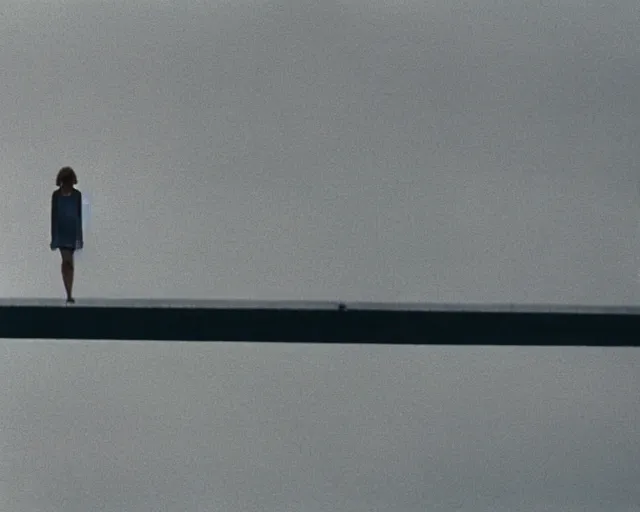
[50,167,83,304]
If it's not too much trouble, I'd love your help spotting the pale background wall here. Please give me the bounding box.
[0,0,638,303]
[0,1,639,511]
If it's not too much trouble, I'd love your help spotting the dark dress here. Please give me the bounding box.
[51,189,83,251]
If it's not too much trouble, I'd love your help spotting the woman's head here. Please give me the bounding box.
[56,167,78,187]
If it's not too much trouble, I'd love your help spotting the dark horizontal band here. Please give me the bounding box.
[0,299,637,346]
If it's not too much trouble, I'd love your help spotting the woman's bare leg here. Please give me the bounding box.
[60,249,75,301]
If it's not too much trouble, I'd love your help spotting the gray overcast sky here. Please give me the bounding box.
[0,1,639,511]
[0,0,638,303]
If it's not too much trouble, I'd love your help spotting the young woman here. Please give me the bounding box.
[50,167,83,304]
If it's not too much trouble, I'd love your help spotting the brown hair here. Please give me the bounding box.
[56,167,78,187]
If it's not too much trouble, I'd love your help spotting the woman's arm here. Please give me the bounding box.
[50,190,58,243]
[76,189,84,247]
